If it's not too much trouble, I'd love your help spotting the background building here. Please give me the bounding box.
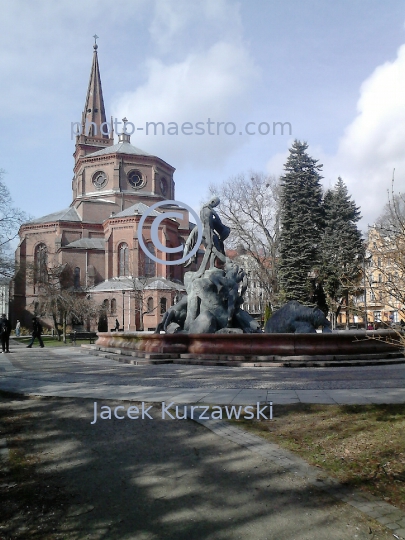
[354,226,404,327]
[11,44,195,331]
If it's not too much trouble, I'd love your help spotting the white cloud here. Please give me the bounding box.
[324,44,405,225]
[267,45,405,228]
[149,0,243,53]
[265,150,289,177]
[112,0,259,168]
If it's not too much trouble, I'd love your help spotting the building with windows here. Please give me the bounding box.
[11,43,194,331]
[353,226,405,327]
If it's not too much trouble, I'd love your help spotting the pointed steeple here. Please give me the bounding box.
[81,36,110,141]
[74,38,113,163]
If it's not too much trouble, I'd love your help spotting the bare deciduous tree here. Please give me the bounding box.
[125,277,158,331]
[29,260,97,341]
[0,169,30,278]
[119,247,160,331]
[208,172,280,307]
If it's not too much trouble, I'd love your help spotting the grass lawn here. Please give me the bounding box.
[14,336,93,347]
[233,403,405,510]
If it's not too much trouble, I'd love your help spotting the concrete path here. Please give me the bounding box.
[1,342,405,538]
[0,342,404,405]
[0,395,402,540]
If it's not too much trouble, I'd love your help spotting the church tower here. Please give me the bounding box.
[71,42,176,223]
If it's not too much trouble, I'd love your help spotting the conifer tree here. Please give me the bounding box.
[278,140,324,305]
[320,177,364,324]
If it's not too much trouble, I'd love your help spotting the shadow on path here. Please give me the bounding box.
[0,393,393,540]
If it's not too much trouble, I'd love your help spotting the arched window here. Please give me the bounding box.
[111,298,117,314]
[74,267,80,289]
[34,243,48,285]
[147,297,154,313]
[144,242,156,277]
[160,297,167,314]
[103,299,110,312]
[118,242,129,277]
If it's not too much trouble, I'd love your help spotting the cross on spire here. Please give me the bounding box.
[93,34,99,49]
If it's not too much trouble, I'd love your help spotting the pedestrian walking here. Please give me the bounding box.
[26,317,44,348]
[0,314,11,353]
[15,320,21,337]
[115,318,120,331]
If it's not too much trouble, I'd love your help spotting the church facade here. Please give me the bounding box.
[12,43,196,331]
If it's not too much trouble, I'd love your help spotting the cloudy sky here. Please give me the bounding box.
[1,0,405,228]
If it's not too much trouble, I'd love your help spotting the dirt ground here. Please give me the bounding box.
[0,392,396,540]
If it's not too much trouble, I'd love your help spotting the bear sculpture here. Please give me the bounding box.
[154,296,188,334]
[264,300,331,334]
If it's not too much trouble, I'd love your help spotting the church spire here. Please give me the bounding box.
[80,36,111,142]
[74,37,113,164]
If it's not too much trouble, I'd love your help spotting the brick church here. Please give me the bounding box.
[12,42,197,331]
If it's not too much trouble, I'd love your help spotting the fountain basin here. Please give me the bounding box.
[94,330,404,365]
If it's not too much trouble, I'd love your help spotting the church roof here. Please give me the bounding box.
[64,238,105,250]
[145,279,183,290]
[89,276,185,292]
[27,206,81,224]
[85,140,151,158]
[113,202,160,218]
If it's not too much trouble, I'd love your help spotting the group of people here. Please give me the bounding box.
[0,315,45,352]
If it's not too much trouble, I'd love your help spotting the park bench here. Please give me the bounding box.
[69,331,98,344]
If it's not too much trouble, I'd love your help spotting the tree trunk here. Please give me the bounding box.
[52,313,61,341]
[63,312,67,343]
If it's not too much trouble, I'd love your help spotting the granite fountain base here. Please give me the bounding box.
[90,330,405,367]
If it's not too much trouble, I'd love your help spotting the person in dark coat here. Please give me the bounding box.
[0,314,11,353]
[26,317,44,348]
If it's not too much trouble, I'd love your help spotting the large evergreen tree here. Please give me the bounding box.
[320,177,364,324]
[278,140,324,305]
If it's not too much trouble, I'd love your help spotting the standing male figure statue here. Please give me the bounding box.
[183,196,230,275]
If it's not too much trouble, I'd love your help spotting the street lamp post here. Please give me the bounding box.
[122,290,126,330]
[363,251,371,330]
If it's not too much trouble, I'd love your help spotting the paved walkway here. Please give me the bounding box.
[2,395,403,540]
[1,342,405,538]
[0,342,404,405]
